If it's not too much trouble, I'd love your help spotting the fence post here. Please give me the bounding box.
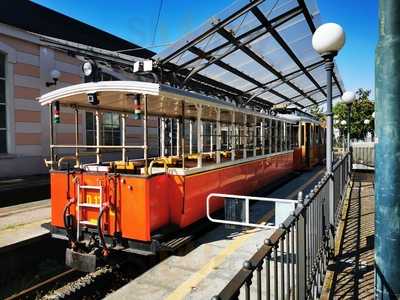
[297,191,307,300]
[348,149,352,176]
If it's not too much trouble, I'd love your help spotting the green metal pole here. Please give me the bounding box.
[375,0,400,298]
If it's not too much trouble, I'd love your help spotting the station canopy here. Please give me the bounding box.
[153,0,344,111]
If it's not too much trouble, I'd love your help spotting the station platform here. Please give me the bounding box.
[0,199,50,253]
[322,171,375,299]
[0,174,49,207]
[106,167,325,300]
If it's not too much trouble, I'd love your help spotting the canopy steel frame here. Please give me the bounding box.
[177,6,303,76]
[156,0,344,111]
[242,60,325,95]
[297,0,343,95]
[158,0,265,65]
[217,27,318,105]
[187,46,302,108]
[250,6,326,97]
[165,63,273,109]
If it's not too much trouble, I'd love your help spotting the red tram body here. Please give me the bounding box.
[50,152,294,243]
[38,81,324,269]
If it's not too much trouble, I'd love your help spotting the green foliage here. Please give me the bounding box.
[333,88,374,139]
[308,104,326,122]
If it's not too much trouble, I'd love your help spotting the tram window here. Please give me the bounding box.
[221,126,229,151]
[277,121,281,152]
[301,124,305,146]
[203,122,211,152]
[258,122,262,153]
[264,122,268,154]
[270,121,275,153]
[292,125,299,148]
[310,125,314,145]
[282,122,285,151]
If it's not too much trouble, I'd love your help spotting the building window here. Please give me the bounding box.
[86,112,96,145]
[85,71,121,146]
[102,112,120,145]
[85,112,121,146]
[0,53,6,153]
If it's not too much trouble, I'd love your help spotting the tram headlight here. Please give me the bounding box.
[82,61,94,77]
[87,92,99,105]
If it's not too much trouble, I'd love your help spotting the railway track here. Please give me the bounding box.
[41,265,114,300]
[5,257,146,300]
[5,268,83,300]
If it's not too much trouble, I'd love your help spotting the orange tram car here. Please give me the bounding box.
[38,80,325,270]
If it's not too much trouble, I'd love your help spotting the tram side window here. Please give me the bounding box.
[282,122,289,151]
[301,124,305,146]
[286,123,290,150]
[292,125,299,148]
[310,125,314,146]
[221,126,229,151]
[270,120,275,153]
[277,121,282,153]
[264,121,269,154]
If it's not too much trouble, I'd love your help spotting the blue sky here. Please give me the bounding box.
[32,0,378,98]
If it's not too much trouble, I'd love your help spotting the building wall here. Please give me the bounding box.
[0,23,157,178]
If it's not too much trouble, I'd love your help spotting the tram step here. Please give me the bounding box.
[79,220,97,226]
[79,203,101,208]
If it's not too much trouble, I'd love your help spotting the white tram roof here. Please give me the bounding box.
[37,80,297,124]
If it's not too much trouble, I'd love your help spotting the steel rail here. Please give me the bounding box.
[5,268,82,300]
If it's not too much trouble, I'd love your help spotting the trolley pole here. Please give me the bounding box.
[375,1,400,298]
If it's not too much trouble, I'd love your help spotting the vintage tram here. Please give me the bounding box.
[38,80,324,270]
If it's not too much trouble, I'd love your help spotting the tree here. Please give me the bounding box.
[308,104,326,122]
[333,88,374,140]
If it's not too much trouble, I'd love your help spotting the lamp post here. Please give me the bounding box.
[312,23,345,253]
[372,112,376,140]
[340,120,347,151]
[364,119,371,141]
[342,91,356,151]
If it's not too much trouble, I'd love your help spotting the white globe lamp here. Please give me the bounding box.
[341,91,356,105]
[312,23,345,56]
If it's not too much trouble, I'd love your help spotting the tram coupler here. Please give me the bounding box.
[66,248,97,272]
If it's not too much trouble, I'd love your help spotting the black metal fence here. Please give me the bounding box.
[213,152,351,300]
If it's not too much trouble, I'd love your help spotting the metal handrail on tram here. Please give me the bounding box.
[206,193,298,229]
[213,152,351,300]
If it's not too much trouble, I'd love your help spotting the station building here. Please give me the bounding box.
[0,0,155,178]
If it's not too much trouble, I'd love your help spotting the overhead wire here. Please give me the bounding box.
[151,0,164,47]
